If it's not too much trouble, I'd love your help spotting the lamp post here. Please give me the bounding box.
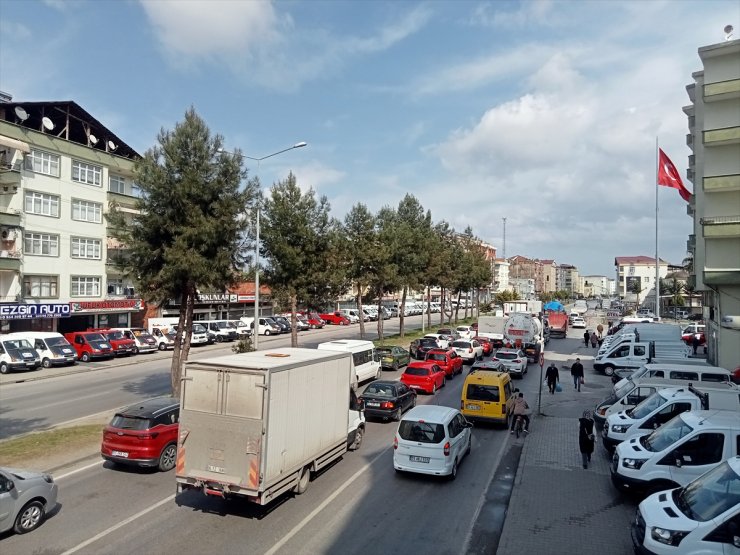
[241,142,307,350]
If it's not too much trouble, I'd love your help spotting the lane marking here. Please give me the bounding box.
[263,448,389,555]
[55,460,103,480]
[59,494,175,555]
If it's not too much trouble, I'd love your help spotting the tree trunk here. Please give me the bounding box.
[377,296,384,342]
[290,294,298,347]
[357,283,365,339]
[426,285,432,329]
[170,282,195,398]
[399,286,407,339]
[464,292,469,319]
[440,288,445,325]
[455,290,462,324]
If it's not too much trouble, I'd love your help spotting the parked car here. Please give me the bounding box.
[376,345,411,371]
[400,361,446,394]
[0,336,42,374]
[300,312,325,329]
[0,466,58,534]
[320,312,351,326]
[437,328,459,340]
[492,348,528,377]
[63,331,114,362]
[473,336,494,356]
[423,333,451,349]
[450,340,484,364]
[409,337,440,360]
[270,316,293,334]
[681,323,706,346]
[456,326,474,340]
[101,396,180,472]
[291,314,311,331]
[359,380,416,421]
[393,405,472,480]
[425,348,464,378]
[88,328,136,357]
[571,317,586,329]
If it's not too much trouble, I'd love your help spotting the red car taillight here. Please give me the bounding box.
[444,441,451,456]
[139,432,159,440]
[468,348,473,353]
[380,401,395,409]
[514,359,522,364]
[393,437,398,450]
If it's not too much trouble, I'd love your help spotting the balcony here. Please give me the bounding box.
[0,248,21,271]
[0,208,21,227]
[700,215,740,238]
[686,202,695,217]
[703,126,740,146]
[703,78,740,102]
[686,133,694,148]
[704,174,740,193]
[687,234,696,250]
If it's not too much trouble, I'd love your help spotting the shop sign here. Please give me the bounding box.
[0,303,71,320]
[237,295,255,302]
[196,293,238,303]
[70,299,143,313]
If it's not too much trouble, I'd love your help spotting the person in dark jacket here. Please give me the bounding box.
[579,410,596,469]
[570,358,584,392]
[583,330,590,347]
[545,363,559,394]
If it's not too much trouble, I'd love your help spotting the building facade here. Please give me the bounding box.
[684,37,740,369]
[509,277,535,300]
[556,264,581,295]
[492,258,510,293]
[538,259,557,294]
[614,256,669,307]
[583,275,610,297]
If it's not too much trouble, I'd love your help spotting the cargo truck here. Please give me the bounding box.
[175,348,365,505]
[545,310,568,338]
[503,312,544,363]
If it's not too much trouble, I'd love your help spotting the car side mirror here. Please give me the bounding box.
[674,458,682,468]
[4,480,14,492]
[466,422,474,428]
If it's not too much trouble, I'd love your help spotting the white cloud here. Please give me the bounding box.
[289,161,346,194]
[470,0,558,28]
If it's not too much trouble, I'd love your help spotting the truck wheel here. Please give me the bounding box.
[0,362,8,374]
[350,426,364,450]
[295,467,310,494]
[264,330,271,336]
[603,365,615,377]
[158,343,167,351]
[42,358,52,369]
[216,335,223,343]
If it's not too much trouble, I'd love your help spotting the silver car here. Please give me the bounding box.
[0,467,58,534]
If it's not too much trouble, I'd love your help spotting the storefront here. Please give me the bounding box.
[57,299,145,334]
[158,285,271,321]
[0,302,71,333]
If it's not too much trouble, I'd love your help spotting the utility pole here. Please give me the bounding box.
[502,217,507,260]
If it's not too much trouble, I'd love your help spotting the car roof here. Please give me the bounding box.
[401,404,457,423]
[470,361,505,371]
[681,410,740,428]
[467,369,509,381]
[119,396,179,418]
[427,348,451,354]
[497,348,520,354]
[366,380,400,387]
[408,360,437,368]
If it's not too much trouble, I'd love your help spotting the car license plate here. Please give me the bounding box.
[63,348,72,354]
[207,464,225,474]
[25,362,36,366]
[410,385,422,390]
[112,450,129,458]
[367,402,380,407]
[466,404,480,410]
[410,456,430,463]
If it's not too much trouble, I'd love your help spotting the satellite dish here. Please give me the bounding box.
[14,106,28,121]
[725,24,734,40]
[42,117,54,131]
[107,140,117,151]
[89,134,98,145]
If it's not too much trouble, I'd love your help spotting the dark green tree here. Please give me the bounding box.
[107,108,256,396]
[370,206,401,341]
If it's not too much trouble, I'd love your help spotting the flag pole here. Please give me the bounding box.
[655,137,660,319]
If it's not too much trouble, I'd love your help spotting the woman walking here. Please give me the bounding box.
[579,410,596,469]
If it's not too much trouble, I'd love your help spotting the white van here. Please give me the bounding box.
[13,331,77,368]
[110,327,158,354]
[240,316,281,336]
[612,363,732,394]
[602,384,740,451]
[632,456,740,554]
[0,334,42,374]
[200,321,238,342]
[338,309,361,324]
[317,340,381,387]
[611,410,740,497]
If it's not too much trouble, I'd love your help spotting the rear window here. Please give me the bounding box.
[110,415,153,430]
[452,341,470,348]
[466,384,500,402]
[376,348,392,355]
[398,420,445,443]
[405,367,429,376]
[364,384,394,397]
[419,338,438,346]
[700,373,729,383]
[427,353,446,362]
[496,351,518,360]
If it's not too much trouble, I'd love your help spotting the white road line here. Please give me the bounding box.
[263,448,389,555]
[59,494,175,555]
[55,460,103,480]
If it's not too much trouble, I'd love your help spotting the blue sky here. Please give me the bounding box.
[1,0,738,277]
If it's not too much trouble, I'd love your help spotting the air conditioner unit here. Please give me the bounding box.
[720,315,740,330]
[0,227,16,241]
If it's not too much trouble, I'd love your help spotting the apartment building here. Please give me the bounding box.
[583,275,610,297]
[538,259,557,294]
[684,37,740,369]
[614,256,669,306]
[556,264,581,295]
[492,258,510,293]
[0,99,142,333]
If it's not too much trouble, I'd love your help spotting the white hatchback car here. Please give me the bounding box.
[424,334,451,349]
[571,317,586,329]
[492,348,528,377]
[450,340,484,364]
[456,326,474,340]
[393,405,472,480]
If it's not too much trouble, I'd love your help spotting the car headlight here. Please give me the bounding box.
[92,348,101,353]
[622,458,646,470]
[611,424,632,434]
[651,527,689,546]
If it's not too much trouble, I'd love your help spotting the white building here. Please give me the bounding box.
[0,99,142,333]
[509,277,535,299]
[492,258,510,293]
[607,278,617,296]
[583,275,610,297]
[614,256,669,308]
[684,37,740,369]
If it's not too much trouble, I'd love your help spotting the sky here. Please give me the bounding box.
[1,0,738,277]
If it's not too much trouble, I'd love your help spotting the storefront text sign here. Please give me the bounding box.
[70,299,143,313]
[0,303,71,319]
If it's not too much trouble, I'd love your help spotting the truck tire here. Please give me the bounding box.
[603,365,615,377]
[295,467,310,494]
[350,425,364,450]
[42,358,52,368]
[158,343,167,351]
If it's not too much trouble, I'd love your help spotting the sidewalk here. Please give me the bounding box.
[496,351,636,555]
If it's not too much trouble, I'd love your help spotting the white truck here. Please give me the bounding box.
[572,300,588,315]
[503,312,544,363]
[503,300,542,315]
[594,341,691,376]
[148,317,209,347]
[175,348,365,505]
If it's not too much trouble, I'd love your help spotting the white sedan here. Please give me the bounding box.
[571,317,586,329]
[424,334,451,349]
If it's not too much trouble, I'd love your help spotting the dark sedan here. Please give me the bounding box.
[376,345,411,371]
[359,380,416,421]
[409,337,440,359]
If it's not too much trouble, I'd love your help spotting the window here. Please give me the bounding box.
[352,349,374,367]
[634,346,646,356]
[677,433,725,466]
[466,384,500,402]
[669,371,699,381]
[109,174,126,194]
[25,149,60,176]
[71,276,101,297]
[71,237,102,259]
[71,199,102,223]
[72,160,102,186]
[25,191,60,217]
[107,278,124,295]
[24,232,59,256]
[23,275,59,298]
[398,420,445,443]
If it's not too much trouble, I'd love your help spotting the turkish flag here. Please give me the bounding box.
[657,148,692,202]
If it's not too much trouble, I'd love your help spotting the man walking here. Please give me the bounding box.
[545,363,559,394]
[571,358,584,392]
[583,330,590,347]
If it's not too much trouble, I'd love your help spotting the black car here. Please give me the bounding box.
[409,337,440,359]
[272,316,296,332]
[359,380,416,421]
[266,316,290,334]
[687,313,703,321]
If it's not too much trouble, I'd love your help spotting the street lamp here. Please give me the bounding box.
[234,141,307,350]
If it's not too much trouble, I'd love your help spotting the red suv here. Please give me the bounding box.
[425,348,463,377]
[88,328,136,357]
[64,331,114,362]
[101,397,179,472]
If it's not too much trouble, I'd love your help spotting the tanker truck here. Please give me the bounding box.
[503,312,544,363]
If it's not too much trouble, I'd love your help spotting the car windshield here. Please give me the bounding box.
[466,384,499,402]
[110,415,154,430]
[614,380,635,400]
[640,416,694,452]
[132,330,153,338]
[3,339,34,350]
[46,337,71,347]
[192,324,207,333]
[84,333,107,342]
[405,367,429,376]
[451,341,470,349]
[376,347,392,355]
[672,461,740,522]
[627,392,667,419]
[398,420,445,444]
[105,331,125,340]
[438,329,452,335]
[420,338,437,346]
[364,384,394,397]
[496,351,518,360]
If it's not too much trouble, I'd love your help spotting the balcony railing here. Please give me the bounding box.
[0,249,21,259]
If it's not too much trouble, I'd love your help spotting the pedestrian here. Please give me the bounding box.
[579,410,596,469]
[570,358,584,392]
[545,363,559,394]
[692,334,700,355]
[583,330,590,347]
[590,331,598,348]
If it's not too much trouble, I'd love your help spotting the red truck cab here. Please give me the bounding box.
[88,328,136,356]
[319,312,350,325]
[64,331,114,362]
